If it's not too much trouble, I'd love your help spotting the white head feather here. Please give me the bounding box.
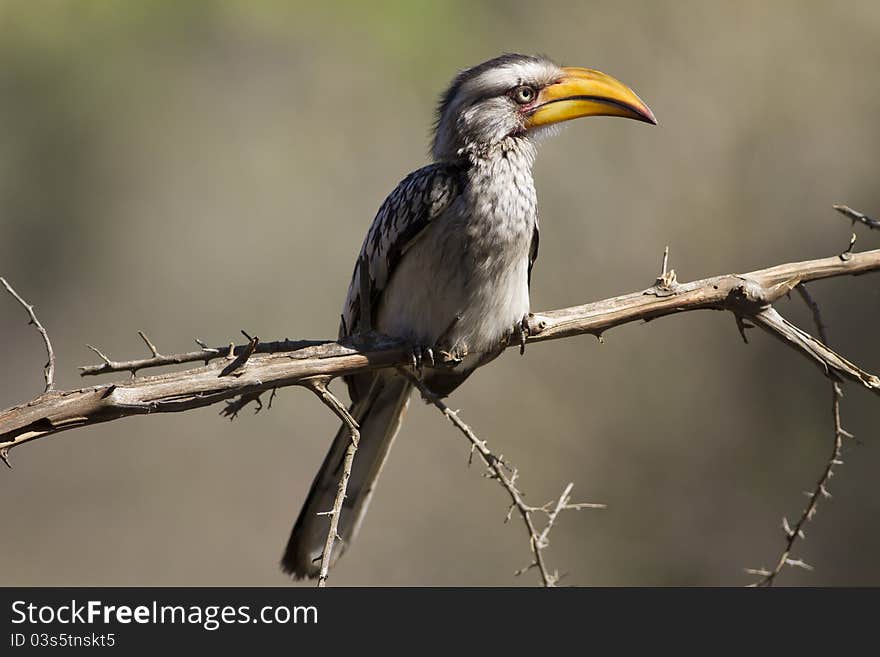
[432,54,563,162]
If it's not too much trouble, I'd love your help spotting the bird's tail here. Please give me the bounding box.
[281,374,412,578]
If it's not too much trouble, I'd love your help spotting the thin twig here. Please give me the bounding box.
[400,368,604,586]
[138,331,160,358]
[834,204,880,231]
[302,377,360,588]
[747,284,849,586]
[749,306,879,392]
[219,332,259,377]
[1,277,56,393]
[654,245,677,290]
[79,338,328,377]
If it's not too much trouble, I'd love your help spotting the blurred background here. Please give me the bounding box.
[1,0,878,586]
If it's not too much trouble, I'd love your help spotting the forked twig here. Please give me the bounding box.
[400,368,604,586]
[746,284,851,586]
[302,377,360,587]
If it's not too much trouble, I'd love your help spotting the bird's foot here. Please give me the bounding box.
[435,347,465,368]
[410,344,464,376]
[410,345,435,377]
[512,314,530,355]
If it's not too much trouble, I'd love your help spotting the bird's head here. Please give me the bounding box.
[432,53,655,162]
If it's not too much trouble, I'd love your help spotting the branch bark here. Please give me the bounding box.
[2,248,879,462]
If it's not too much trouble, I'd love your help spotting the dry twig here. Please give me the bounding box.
[835,204,880,231]
[746,285,850,586]
[301,377,360,587]
[400,368,604,587]
[1,277,55,393]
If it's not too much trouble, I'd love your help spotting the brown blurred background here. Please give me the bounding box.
[1,0,878,586]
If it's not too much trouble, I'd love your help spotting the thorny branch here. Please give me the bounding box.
[302,377,360,588]
[835,204,880,231]
[2,248,878,458]
[1,277,55,394]
[744,211,878,586]
[80,336,326,378]
[1,207,879,585]
[746,286,851,586]
[400,368,605,587]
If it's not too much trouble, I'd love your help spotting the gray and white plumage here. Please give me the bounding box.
[281,54,655,578]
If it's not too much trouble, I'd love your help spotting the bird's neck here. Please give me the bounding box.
[455,136,537,171]
[454,136,538,242]
[457,137,538,204]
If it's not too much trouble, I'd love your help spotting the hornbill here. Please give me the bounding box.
[282,53,655,578]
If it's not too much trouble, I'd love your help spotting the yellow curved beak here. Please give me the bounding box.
[526,67,656,128]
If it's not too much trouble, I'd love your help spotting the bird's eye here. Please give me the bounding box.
[510,85,536,104]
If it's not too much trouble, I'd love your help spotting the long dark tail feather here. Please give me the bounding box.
[281,374,412,579]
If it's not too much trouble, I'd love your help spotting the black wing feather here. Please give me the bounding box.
[340,163,464,401]
[342,162,463,337]
[527,217,539,289]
